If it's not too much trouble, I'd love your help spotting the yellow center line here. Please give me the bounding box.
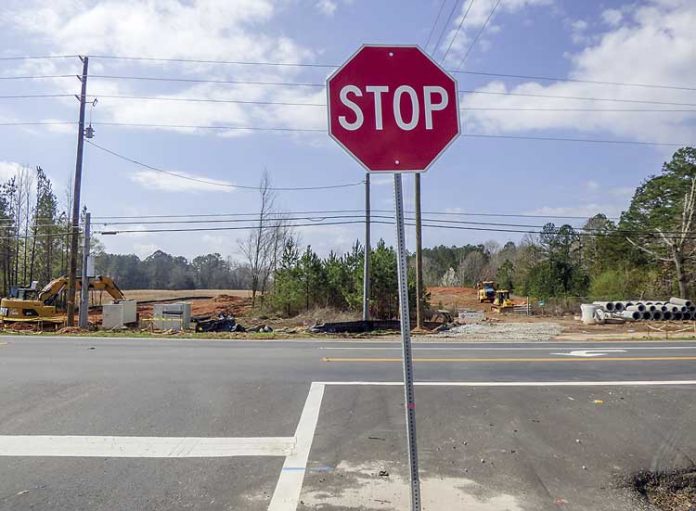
[322,356,696,363]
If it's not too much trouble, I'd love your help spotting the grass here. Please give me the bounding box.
[122,289,252,302]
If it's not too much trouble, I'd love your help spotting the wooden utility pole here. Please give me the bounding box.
[78,212,91,329]
[415,173,424,330]
[66,56,89,326]
[363,174,371,321]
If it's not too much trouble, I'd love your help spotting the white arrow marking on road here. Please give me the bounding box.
[551,349,627,358]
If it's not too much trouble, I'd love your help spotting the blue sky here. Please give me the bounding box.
[0,0,694,260]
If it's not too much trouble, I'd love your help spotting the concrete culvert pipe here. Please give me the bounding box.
[672,311,683,321]
[593,301,615,311]
[660,305,669,312]
[669,305,681,313]
[647,304,657,312]
[621,310,641,321]
[662,311,672,321]
[624,301,634,308]
[626,304,646,313]
[689,306,696,313]
[682,312,693,321]
[651,311,663,321]
[614,302,625,312]
[669,297,693,308]
[641,311,652,320]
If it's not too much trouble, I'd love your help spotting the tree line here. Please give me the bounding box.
[419,147,696,301]
[4,148,694,314]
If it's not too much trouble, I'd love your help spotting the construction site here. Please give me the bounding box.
[2,277,694,343]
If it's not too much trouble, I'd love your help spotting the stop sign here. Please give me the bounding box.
[327,45,459,172]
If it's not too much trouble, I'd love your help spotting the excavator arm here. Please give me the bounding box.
[38,275,125,304]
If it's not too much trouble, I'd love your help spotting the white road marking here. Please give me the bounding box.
[552,349,628,357]
[319,346,696,351]
[315,380,696,387]
[268,382,325,511]
[0,435,294,458]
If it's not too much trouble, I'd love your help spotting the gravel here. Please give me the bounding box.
[437,322,563,341]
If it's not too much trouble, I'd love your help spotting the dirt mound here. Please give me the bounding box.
[3,322,40,332]
[55,326,85,335]
[428,286,483,309]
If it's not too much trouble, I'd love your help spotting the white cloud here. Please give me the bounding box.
[584,179,599,191]
[439,0,553,66]
[528,203,622,219]
[461,0,696,144]
[570,19,589,44]
[601,8,623,26]
[0,161,23,180]
[316,0,337,16]
[129,170,235,192]
[3,0,323,139]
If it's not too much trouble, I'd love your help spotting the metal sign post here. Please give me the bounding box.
[327,45,460,511]
[393,173,421,511]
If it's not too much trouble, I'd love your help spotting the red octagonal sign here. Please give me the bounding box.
[327,45,460,173]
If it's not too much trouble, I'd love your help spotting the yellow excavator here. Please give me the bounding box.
[0,275,125,323]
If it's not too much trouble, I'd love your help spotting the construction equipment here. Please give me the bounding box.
[477,280,497,303]
[0,275,125,323]
[492,289,515,312]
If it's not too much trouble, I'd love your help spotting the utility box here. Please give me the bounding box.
[102,300,138,329]
[152,303,192,331]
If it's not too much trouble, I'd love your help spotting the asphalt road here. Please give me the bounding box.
[1,336,695,510]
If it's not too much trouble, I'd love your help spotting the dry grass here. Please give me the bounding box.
[122,289,252,302]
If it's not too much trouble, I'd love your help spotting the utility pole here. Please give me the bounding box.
[79,212,91,329]
[415,173,424,330]
[66,56,88,326]
[362,174,370,322]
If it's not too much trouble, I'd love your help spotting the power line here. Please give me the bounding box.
[4,71,693,106]
[93,121,324,132]
[0,55,78,61]
[90,54,335,68]
[96,220,368,235]
[0,94,74,100]
[458,0,501,67]
[90,74,324,87]
[90,209,617,221]
[452,70,696,92]
[459,88,696,107]
[94,94,324,107]
[0,74,74,81]
[86,140,363,190]
[432,0,464,58]
[3,92,695,112]
[442,0,476,62]
[2,58,695,92]
[0,120,687,146]
[425,0,449,51]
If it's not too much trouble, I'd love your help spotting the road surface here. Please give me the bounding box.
[1,336,695,510]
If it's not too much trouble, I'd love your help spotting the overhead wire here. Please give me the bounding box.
[442,0,476,62]
[425,0,449,51]
[85,140,363,190]
[432,0,464,58]
[458,0,501,67]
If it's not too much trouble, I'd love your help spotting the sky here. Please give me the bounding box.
[0,0,694,261]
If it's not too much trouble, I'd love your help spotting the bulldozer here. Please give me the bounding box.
[491,289,515,312]
[477,280,496,303]
[0,275,125,323]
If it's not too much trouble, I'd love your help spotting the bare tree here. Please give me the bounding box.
[240,172,292,307]
[627,177,696,298]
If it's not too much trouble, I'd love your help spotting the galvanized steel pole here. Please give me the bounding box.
[363,174,371,322]
[393,173,421,511]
